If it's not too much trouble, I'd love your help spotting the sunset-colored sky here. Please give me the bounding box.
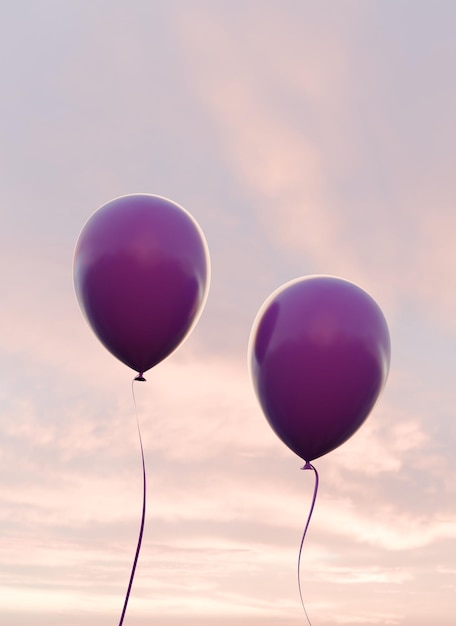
[1,2,455,625]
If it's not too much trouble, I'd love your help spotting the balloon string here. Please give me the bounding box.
[118,379,147,626]
[298,462,319,626]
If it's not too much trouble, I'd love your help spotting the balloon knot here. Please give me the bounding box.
[301,462,313,470]
[135,374,146,382]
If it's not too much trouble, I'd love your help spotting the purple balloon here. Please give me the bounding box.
[249,276,391,462]
[73,194,210,376]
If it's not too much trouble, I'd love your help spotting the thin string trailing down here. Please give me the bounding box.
[298,462,319,626]
[118,379,147,626]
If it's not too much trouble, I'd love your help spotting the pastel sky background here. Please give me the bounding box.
[0,1,455,625]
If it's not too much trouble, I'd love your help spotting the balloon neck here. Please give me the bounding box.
[301,461,313,470]
[135,373,146,382]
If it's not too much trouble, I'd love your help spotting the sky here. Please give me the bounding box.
[0,1,455,625]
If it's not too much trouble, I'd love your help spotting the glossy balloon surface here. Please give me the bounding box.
[74,194,210,375]
[249,276,390,462]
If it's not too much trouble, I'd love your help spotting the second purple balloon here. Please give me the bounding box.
[249,275,391,463]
